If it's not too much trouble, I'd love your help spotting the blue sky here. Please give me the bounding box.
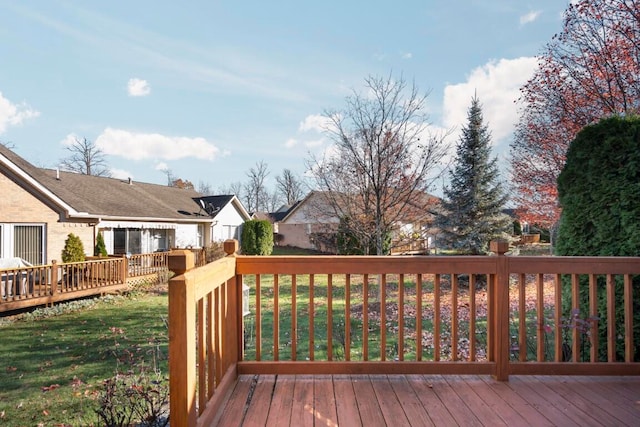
[0,1,569,195]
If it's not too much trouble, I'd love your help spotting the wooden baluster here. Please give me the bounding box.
[398,274,404,361]
[536,273,545,362]
[434,274,441,362]
[416,274,423,361]
[345,274,351,361]
[470,274,476,362]
[363,274,369,361]
[255,275,262,362]
[273,274,279,361]
[452,274,458,361]
[309,274,314,361]
[624,274,633,363]
[589,274,598,362]
[327,274,333,361]
[291,275,297,361]
[519,273,527,362]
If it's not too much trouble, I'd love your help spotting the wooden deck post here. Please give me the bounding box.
[490,240,510,381]
[51,260,58,296]
[168,250,197,427]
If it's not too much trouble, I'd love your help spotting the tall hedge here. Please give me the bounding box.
[556,115,640,361]
[241,220,273,255]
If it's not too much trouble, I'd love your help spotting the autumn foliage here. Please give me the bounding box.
[510,0,640,228]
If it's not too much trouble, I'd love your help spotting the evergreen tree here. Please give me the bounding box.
[94,232,108,257]
[61,233,86,262]
[437,96,510,254]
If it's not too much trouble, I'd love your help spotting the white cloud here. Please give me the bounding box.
[285,138,298,148]
[110,168,133,180]
[95,127,220,161]
[520,10,541,25]
[299,114,331,133]
[442,57,538,147]
[401,52,413,59]
[127,78,151,97]
[155,161,169,171]
[60,133,80,147]
[0,92,39,134]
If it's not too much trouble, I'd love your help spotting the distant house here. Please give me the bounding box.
[276,190,442,254]
[0,145,249,265]
[277,191,340,253]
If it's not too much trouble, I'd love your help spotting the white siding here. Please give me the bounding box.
[211,203,247,243]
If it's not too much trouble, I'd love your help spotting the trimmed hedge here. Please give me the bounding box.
[241,220,273,255]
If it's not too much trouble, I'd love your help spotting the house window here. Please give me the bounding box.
[13,224,45,265]
[113,228,142,255]
[197,224,204,247]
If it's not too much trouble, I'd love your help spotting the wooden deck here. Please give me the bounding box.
[213,374,640,426]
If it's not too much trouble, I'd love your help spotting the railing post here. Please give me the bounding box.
[120,255,128,283]
[51,260,58,296]
[168,249,197,427]
[490,240,510,381]
[222,239,243,362]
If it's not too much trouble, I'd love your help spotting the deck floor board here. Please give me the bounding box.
[213,375,640,426]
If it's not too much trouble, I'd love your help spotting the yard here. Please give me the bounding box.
[0,292,169,426]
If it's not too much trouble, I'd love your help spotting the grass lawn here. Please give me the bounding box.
[0,293,169,426]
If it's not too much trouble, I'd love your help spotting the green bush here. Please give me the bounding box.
[61,233,86,262]
[241,220,273,255]
[556,115,640,361]
[94,232,108,257]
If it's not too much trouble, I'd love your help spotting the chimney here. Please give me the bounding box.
[128,177,132,185]
[56,168,60,180]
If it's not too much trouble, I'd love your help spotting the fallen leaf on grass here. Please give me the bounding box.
[41,384,60,392]
[5,366,17,372]
[42,409,49,416]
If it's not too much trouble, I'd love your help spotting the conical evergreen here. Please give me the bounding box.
[437,96,510,254]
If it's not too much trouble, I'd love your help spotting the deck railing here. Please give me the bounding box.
[167,240,640,427]
[0,251,173,312]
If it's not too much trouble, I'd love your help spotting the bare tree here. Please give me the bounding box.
[219,181,244,198]
[243,160,270,212]
[306,73,449,255]
[276,169,304,205]
[197,180,213,195]
[60,137,111,176]
[1,140,15,149]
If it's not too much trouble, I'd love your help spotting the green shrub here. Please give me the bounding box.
[94,232,108,257]
[241,220,273,255]
[62,233,86,262]
[556,115,640,361]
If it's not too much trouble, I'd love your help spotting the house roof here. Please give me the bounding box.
[194,195,252,220]
[0,145,212,222]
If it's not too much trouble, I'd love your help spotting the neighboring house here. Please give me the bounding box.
[0,145,246,265]
[277,190,442,254]
[389,192,442,255]
[194,195,252,242]
[277,191,340,252]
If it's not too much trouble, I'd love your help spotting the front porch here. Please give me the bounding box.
[215,374,640,426]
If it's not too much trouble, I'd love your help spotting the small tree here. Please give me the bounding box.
[62,233,86,262]
[94,233,108,257]
[241,220,273,255]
